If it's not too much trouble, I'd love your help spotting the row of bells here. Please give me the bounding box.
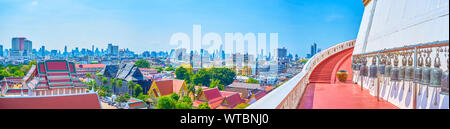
[352,59,448,95]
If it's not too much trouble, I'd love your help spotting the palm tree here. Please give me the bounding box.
[127,81,136,97]
[117,79,123,95]
[110,78,116,94]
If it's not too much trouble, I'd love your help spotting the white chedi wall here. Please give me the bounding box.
[353,0,449,109]
[354,0,449,55]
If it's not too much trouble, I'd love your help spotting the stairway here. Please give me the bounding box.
[308,48,354,84]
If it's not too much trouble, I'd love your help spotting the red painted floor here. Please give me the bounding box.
[298,47,398,109]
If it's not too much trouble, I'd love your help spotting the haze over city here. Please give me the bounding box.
[0,0,364,56]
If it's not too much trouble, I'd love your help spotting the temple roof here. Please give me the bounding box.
[0,93,101,109]
[153,79,185,96]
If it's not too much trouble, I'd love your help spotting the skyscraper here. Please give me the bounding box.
[64,46,68,57]
[10,37,32,57]
[0,45,3,57]
[306,42,319,58]
[276,47,287,60]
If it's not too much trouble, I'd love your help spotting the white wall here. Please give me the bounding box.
[354,0,449,54]
[353,0,449,109]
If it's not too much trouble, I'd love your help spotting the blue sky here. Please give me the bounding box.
[0,0,365,57]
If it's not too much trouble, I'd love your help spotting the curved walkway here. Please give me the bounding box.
[298,47,398,109]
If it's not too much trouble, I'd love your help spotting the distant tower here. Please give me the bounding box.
[64,45,68,57]
[200,49,203,68]
[190,50,194,68]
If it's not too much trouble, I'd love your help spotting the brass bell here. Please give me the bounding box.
[414,50,424,83]
[441,47,449,95]
[378,54,386,76]
[385,53,392,77]
[391,53,400,81]
[430,47,443,87]
[369,56,378,78]
[421,49,432,85]
[399,52,407,81]
[405,51,414,81]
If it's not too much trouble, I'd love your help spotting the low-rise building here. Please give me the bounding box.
[193,88,245,109]
[148,79,187,98]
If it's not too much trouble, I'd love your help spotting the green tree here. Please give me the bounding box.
[197,102,210,109]
[170,93,180,101]
[165,66,175,71]
[209,79,224,90]
[135,59,151,68]
[13,71,24,77]
[184,71,193,84]
[137,93,150,103]
[156,96,176,109]
[193,68,211,86]
[85,73,92,79]
[98,89,109,98]
[210,67,236,86]
[101,77,108,86]
[155,67,164,73]
[187,83,196,97]
[245,78,259,84]
[176,102,192,109]
[196,88,203,98]
[127,81,136,96]
[115,79,123,95]
[110,78,117,94]
[180,95,193,106]
[175,66,188,80]
[134,84,143,98]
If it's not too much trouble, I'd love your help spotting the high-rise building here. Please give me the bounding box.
[0,45,3,57]
[40,46,46,57]
[276,47,287,59]
[107,43,119,56]
[10,37,32,57]
[306,42,319,58]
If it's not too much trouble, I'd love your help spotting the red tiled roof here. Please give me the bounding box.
[0,93,101,109]
[69,63,75,73]
[75,64,106,69]
[209,99,224,109]
[46,61,68,71]
[223,93,244,107]
[38,63,46,73]
[203,88,222,101]
[153,79,185,96]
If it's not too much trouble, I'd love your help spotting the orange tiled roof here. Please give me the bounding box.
[264,86,275,92]
[154,79,185,96]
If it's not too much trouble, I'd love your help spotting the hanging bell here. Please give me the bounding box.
[441,48,449,95]
[391,53,400,81]
[369,56,378,78]
[385,55,392,77]
[355,57,361,71]
[352,56,357,70]
[399,53,407,81]
[405,52,414,81]
[421,50,432,85]
[430,48,442,87]
[360,56,368,77]
[414,51,424,83]
[378,55,386,76]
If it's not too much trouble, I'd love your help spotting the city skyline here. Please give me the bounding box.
[0,0,364,56]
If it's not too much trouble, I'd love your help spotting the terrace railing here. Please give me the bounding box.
[247,40,355,109]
